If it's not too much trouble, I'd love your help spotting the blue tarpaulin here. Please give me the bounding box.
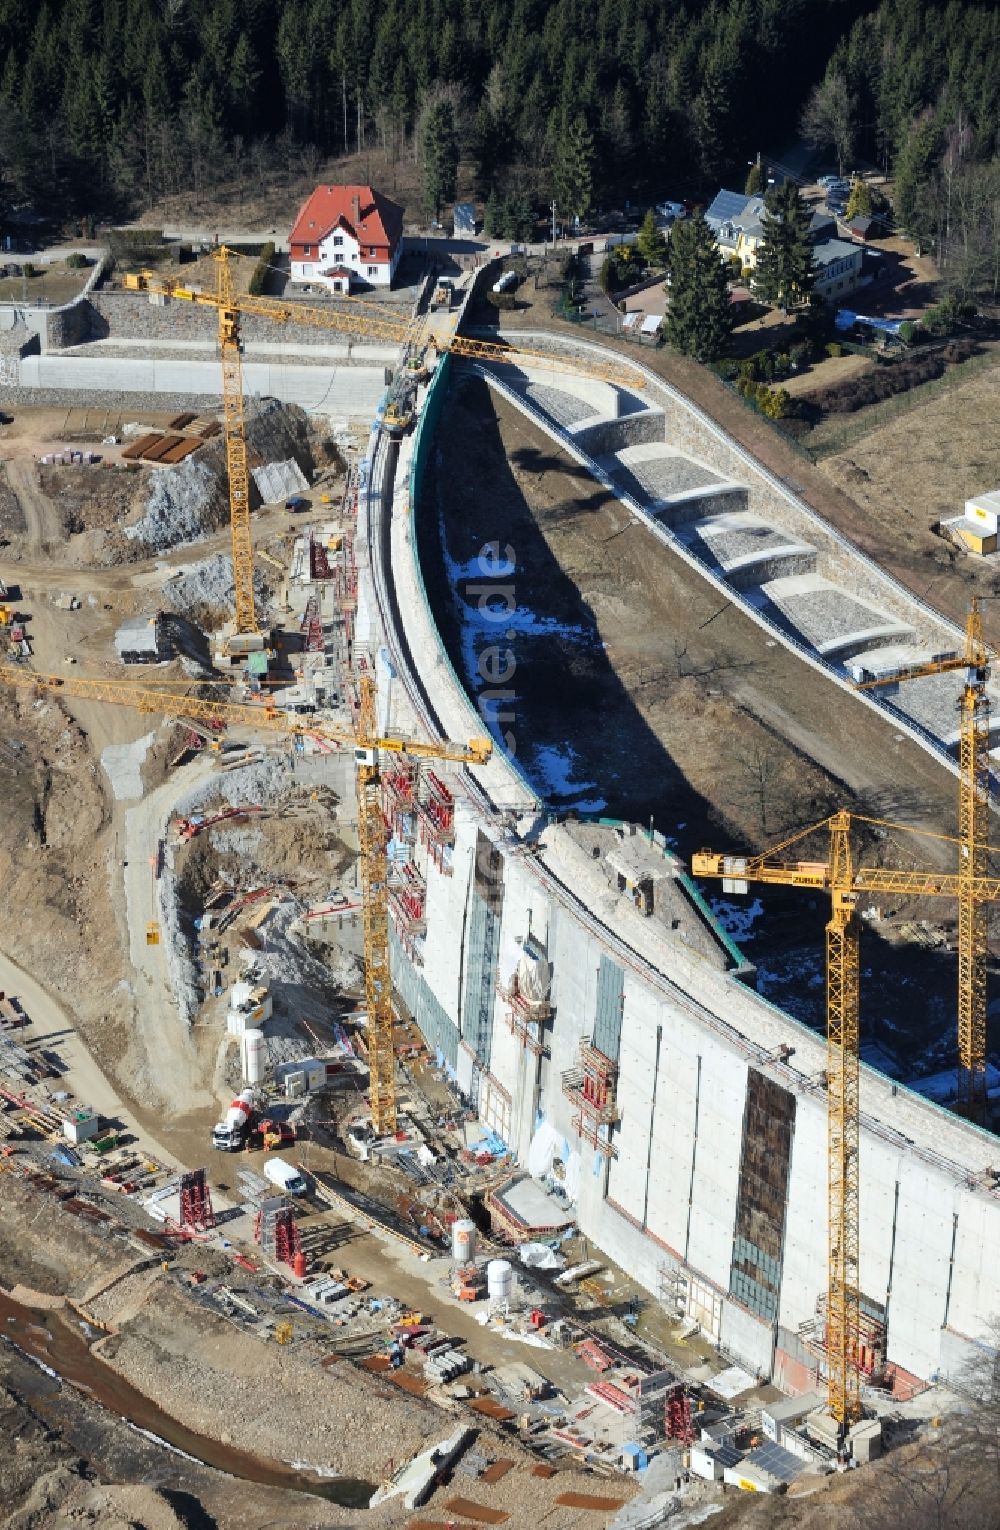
[835,309,904,334]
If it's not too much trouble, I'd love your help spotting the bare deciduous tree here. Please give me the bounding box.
[801,70,855,176]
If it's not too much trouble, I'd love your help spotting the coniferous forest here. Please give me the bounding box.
[0,0,996,246]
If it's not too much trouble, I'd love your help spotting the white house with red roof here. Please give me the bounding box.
[288,184,404,292]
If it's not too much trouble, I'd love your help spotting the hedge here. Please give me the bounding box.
[809,339,979,414]
[248,241,276,297]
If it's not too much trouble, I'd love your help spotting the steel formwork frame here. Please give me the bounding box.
[563,1039,620,1158]
[179,1168,216,1232]
[382,763,417,839]
[416,771,456,873]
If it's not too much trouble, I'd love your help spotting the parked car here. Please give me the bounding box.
[285,496,309,513]
[656,200,686,220]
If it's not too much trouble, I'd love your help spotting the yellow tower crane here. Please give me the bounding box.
[124,247,644,649]
[693,810,1000,1442]
[0,663,491,1135]
[853,597,993,1119]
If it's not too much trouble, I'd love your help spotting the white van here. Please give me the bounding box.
[263,1156,307,1196]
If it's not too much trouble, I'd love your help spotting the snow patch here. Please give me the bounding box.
[708,896,764,940]
[526,743,607,812]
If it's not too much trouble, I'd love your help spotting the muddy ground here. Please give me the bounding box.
[420,378,998,1082]
[0,1170,638,1529]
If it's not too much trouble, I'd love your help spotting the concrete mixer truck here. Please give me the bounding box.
[212,1089,254,1152]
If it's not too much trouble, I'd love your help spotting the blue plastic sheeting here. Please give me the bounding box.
[835,308,903,334]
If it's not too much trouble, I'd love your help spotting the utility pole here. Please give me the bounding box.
[551,199,557,246]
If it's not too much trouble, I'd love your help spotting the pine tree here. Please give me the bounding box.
[666,210,733,362]
[637,208,667,266]
[420,96,458,220]
[692,59,729,183]
[753,180,816,312]
[554,114,594,224]
[483,187,499,237]
[893,115,944,246]
[745,162,763,197]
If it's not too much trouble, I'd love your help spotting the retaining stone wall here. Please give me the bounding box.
[654,485,748,527]
[651,387,944,636]
[84,291,395,354]
[725,550,818,588]
[573,408,665,457]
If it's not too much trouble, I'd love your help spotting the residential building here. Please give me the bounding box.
[289,184,404,292]
[705,187,863,297]
[811,237,865,298]
[704,189,766,270]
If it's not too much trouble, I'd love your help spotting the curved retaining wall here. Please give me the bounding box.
[373,342,1000,1396]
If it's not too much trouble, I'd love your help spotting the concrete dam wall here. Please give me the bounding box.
[365,352,1000,1399]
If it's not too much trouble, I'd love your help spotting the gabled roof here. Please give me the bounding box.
[290,184,404,250]
[736,195,767,240]
[705,188,751,228]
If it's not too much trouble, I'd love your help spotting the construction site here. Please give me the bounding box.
[0,240,999,1530]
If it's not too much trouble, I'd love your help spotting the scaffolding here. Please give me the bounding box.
[309,532,333,580]
[388,861,426,960]
[799,1292,887,1382]
[382,763,417,840]
[497,972,550,1055]
[300,595,323,652]
[254,1195,302,1268]
[179,1168,216,1233]
[665,1384,695,1444]
[416,769,455,872]
[562,1039,620,1157]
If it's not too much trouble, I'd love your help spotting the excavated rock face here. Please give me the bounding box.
[125,399,318,558]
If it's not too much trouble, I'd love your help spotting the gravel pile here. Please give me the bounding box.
[98,1286,437,1477]
[255,901,362,996]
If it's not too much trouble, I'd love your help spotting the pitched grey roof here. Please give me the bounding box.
[705,188,750,228]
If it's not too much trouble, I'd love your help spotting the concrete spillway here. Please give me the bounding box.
[357,339,1000,1400]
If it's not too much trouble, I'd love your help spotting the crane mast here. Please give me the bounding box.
[958,600,990,1118]
[854,598,993,1119]
[825,813,861,1433]
[215,249,257,642]
[693,808,1000,1442]
[356,670,396,1135]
